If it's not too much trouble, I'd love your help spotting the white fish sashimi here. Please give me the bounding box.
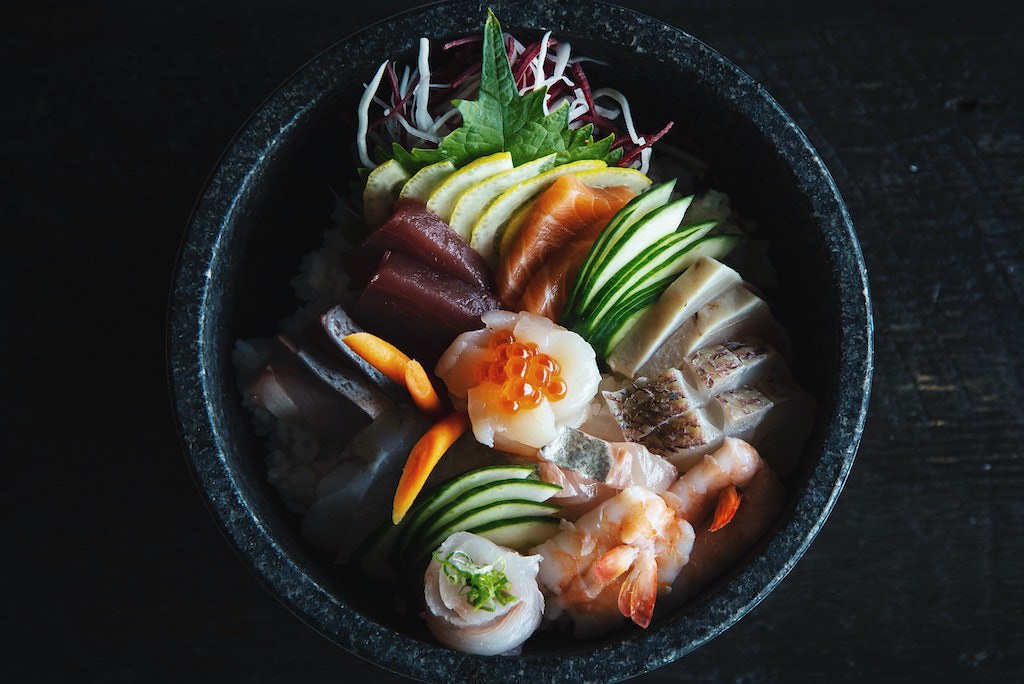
[537,429,678,519]
[424,532,544,656]
[608,257,743,378]
[301,405,431,558]
[601,368,721,471]
[578,374,628,442]
[638,286,792,378]
[709,385,775,443]
[687,339,780,398]
[747,375,817,476]
[539,428,677,492]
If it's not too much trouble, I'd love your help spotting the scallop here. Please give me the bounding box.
[436,311,601,457]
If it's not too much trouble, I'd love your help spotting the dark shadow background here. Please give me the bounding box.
[3,1,1022,681]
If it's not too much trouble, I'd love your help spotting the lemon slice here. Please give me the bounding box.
[574,166,653,194]
[469,159,607,264]
[426,152,514,223]
[497,197,538,260]
[363,159,410,228]
[451,154,557,244]
[399,160,456,203]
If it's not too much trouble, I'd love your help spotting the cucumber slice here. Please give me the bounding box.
[579,220,718,334]
[564,180,676,322]
[584,195,696,303]
[417,479,561,543]
[410,500,561,566]
[426,152,514,223]
[593,234,743,357]
[469,516,561,551]
[392,465,535,561]
[363,159,410,228]
[398,160,456,202]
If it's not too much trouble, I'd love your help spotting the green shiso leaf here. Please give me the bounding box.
[386,10,622,173]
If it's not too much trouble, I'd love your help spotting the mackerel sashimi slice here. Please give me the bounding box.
[344,199,493,290]
[353,251,503,366]
[496,174,636,304]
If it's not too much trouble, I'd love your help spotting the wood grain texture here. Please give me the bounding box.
[3,0,1021,681]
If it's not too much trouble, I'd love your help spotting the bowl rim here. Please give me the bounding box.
[168,1,874,681]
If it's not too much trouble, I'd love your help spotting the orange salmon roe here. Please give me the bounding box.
[505,356,529,379]
[478,331,569,414]
[545,377,568,401]
[489,329,515,348]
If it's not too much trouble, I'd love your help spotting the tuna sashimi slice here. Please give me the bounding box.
[343,199,494,290]
[352,251,503,366]
[496,174,636,304]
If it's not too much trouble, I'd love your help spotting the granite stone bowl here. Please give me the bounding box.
[169,1,873,681]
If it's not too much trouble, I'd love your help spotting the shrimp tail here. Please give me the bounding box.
[617,550,658,628]
[588,545,638,587]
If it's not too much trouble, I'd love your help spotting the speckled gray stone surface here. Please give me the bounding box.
[168,1,873,682]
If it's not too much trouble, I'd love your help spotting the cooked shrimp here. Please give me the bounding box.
[658,465,786,615]
[662,437,763,522]
[531,486,695,637]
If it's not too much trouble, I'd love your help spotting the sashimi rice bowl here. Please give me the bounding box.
[171,2,871,680]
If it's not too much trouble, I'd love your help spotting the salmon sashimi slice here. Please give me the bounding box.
[518,239,592,321]
[496,174,636,305]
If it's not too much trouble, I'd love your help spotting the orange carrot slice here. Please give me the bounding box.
[392,412,471,524]
[404,360,446,419]
[709,485,743,532]
[342,332,411,384]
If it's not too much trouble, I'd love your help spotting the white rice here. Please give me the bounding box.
[232,227,358,513]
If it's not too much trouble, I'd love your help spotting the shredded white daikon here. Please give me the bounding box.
[414,38,433,131]
[531,31,552,92]
[592,88,645,145]
[357,60,389,169]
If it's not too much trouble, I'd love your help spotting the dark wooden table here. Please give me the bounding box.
[5,0,1022,681]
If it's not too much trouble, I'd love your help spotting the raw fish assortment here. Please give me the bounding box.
[233,10,816,658]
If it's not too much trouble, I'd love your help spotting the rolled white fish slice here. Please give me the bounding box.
[608,257,743,378]
[637,285,792,378]
[424,532,544,656]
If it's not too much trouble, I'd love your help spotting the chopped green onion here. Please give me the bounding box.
[435,550,517,612]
